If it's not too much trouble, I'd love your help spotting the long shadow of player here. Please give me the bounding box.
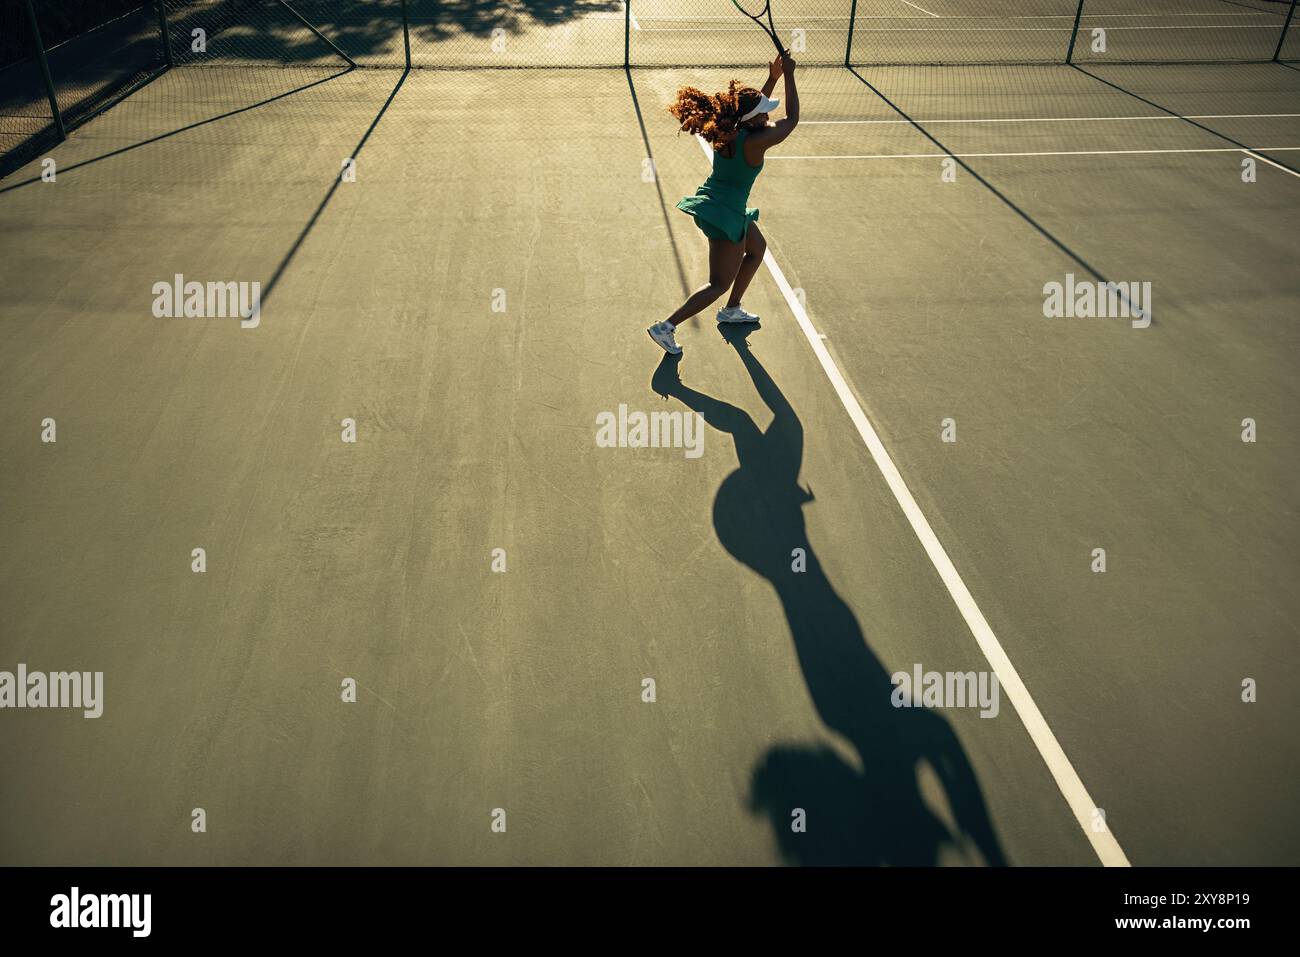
[652,327,1006,866]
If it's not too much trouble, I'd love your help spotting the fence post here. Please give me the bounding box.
[1066,0,1086,64]
[624,0,631,69]
[845,0,857,67]
[21,0,65,141]
[1274,0,1297,62]
[399,0,411,70]
[155,1,174,67]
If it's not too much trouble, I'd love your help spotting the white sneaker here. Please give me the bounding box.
[647,321,682,355]
[716,304,760,324]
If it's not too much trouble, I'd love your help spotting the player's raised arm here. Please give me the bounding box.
[746,54,798,159]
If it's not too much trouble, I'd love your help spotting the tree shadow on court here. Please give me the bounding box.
[651,330,1007,866]
[107,1,624,66]
[169,0,623,63]
[402,0,622,42]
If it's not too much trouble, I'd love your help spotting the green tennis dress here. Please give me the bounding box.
[676,130,763,244]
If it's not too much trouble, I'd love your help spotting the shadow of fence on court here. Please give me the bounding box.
[845,64,1155,324]
[1071,62,1300,177]
[626,68,691,300]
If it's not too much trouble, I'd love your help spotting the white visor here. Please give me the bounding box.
[740,94,779,122]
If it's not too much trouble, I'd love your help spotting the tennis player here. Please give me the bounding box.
[648,53,799,356]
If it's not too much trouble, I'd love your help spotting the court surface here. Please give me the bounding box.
[1,4,1298,866]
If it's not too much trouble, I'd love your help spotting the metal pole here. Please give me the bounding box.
[1274,0,1297,62]
[624,0,631,70]
[21,0,65,141]
[276,0,356,67]
[155,0,174,67]
[1066,0,1086,64]
[845,0,857,67]
[400,0,411,70]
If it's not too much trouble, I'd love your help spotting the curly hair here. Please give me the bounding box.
[668,80,764,150]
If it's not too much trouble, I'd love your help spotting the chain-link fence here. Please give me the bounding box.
[1070,0,1298,65]
[2,0,168,177]
[1,1,56,169]
[3,0,1298,177]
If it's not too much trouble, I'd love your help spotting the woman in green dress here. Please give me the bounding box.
[648,53,799,356]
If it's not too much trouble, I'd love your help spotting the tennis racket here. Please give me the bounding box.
[730,0,787,57]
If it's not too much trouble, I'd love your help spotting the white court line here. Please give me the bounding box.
[897,0,941,17]
[804,112,1300,126]
[691,135,1131,867]
[767,145,1300,177]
